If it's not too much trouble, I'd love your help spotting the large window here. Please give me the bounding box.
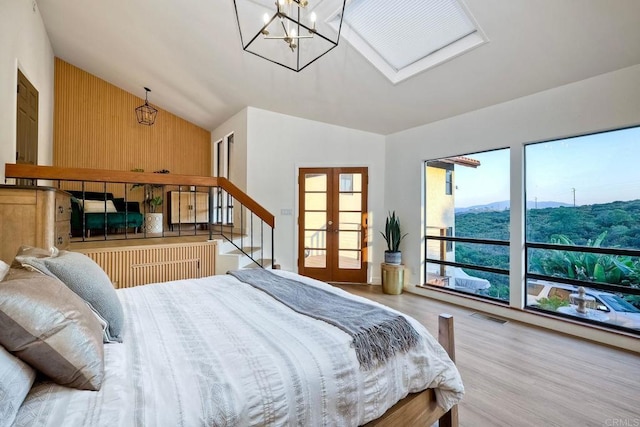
[424,149,511,302]
[525,126,640,332]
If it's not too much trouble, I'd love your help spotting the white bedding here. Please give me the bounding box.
[13,270,463,426]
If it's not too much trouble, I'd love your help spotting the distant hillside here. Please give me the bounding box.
[455,200,570,213]
[455,199,640,248]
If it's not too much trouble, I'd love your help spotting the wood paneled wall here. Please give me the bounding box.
[76,241,217,288]
[53,58,211,184]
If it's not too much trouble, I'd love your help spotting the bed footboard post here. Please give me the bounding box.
[438,313,459,427]
[438,314,455,361]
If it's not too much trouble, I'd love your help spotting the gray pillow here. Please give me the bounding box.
[0,345,36,427]
[15,249,124,343]
[0,268,104,391]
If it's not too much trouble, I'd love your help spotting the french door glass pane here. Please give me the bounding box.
[305,193,326,211]
[339,231,361,250]
[352,174,362,192]
[305,212,327,230]
[304,230,327,249]
[304,249,326,268]
[339,173,362,192]
[339,250,361,269]
[305,174,327,191]
[339,212,361,230]
[339,193,361,210]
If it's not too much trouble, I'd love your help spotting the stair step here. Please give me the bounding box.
[243,258,273,269]
[229,246,261,255]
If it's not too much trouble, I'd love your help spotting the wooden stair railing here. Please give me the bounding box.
[4,164,275,268]
[5,164,274,227]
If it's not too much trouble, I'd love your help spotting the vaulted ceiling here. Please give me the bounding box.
[36,0,640,135]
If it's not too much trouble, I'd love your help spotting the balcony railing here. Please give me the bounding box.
[5,164,275,268]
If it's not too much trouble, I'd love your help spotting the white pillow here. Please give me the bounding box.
[0,345,35,427]
[81,199,118,213]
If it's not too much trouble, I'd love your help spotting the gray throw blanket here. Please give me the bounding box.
[228,269,420,370]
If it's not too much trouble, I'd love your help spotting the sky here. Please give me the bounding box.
[449,126,640,208]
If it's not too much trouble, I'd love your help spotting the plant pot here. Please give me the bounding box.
[381,263,404,295]
[384,251,402,265]
[145,213,163,234]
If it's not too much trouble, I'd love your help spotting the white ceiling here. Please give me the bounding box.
[36,0,640,135]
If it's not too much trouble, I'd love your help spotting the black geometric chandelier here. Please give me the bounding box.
[232,0,346,72]
[135,87,158,126]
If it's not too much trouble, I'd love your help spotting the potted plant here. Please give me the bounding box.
[380,211,407,265]
[131,168,169,234]
[147,195,163,213]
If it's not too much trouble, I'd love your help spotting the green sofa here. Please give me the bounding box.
[69,191,144,237]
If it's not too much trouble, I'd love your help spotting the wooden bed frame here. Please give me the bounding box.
[366,314,459,427]
[4,164,460,426]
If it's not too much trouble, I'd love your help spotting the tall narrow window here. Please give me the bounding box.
[424,150,510,302]
[225,133,234,224]
[214,140,223,224]
[215,140,223,177]
[226,133,234,179]
[525,126,640,333]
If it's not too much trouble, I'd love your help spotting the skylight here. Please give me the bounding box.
[331,0,487,84]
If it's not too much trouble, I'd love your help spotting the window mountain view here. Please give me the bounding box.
[426,126,640,332]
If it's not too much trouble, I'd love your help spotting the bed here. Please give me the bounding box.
[0,250,463,427]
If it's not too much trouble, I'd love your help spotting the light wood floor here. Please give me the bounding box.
[337,284,640,427]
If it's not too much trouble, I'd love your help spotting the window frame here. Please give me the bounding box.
[423,147,511,303]
[523,126,640,333]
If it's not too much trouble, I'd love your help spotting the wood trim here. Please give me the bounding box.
[439,313,456,361]
[6,164,218,185]
[297,167,368,283]
[4,164,275,228]
[438,313,459,427]
[365,388,445,426]
[217,177,274,227]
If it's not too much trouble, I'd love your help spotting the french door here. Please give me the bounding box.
[298,167,368,283]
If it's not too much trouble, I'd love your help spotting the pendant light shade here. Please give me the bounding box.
[136,87,158,126]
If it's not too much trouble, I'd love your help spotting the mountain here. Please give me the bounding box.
[455,200,571,213]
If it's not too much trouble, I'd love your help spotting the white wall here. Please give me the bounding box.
[385,64,640,351]
[211,108,247,187]
[0,1,55,181]
[245,107,386,277]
